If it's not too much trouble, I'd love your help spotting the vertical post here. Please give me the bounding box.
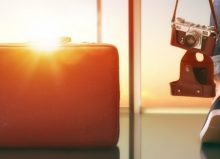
[129,0,142,159]
[129,0,141,114]
[97,0,102,43]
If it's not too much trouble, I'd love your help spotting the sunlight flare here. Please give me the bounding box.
[30,38,60,53]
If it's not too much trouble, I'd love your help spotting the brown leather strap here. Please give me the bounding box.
[209,0,218,29]
[171,0,179,23]
[171,0,218,31]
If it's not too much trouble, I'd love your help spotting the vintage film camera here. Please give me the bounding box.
[170,0,219,97]
[171,17,218,56]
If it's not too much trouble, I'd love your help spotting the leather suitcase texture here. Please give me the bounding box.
[0,44,119,148]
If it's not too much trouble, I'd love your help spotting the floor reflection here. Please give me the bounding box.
[201,144,220,159]
[129,113,141,159]
[0,147,119,159]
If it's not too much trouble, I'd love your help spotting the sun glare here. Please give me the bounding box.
[30,38,60,53]
[25,19,63,54]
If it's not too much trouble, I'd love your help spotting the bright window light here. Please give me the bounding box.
[30,38,60,53]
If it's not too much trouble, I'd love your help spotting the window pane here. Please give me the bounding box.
[0,0,96,42]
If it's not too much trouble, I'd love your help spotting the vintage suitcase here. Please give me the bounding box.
[0,43,119,148]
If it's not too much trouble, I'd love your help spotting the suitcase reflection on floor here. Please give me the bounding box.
[0,147,119,159]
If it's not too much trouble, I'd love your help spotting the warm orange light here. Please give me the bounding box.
[30,38,60,53]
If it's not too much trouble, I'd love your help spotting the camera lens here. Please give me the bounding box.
[184,35,196,47]
[184,31,200,48]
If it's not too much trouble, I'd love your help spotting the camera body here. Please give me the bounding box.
[171,17,218,56]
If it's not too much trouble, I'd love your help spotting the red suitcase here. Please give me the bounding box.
[0,43,119,148]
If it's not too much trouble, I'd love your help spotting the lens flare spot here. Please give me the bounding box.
[30,38,60,54]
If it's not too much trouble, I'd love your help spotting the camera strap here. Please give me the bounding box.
[171,0,218,31]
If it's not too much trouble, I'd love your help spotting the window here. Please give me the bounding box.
[0,0,97,42]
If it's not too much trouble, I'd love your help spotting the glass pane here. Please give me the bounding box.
[141,0,212,108]
[0,0,96,43]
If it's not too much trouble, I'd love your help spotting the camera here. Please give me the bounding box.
[170,17,218,56]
